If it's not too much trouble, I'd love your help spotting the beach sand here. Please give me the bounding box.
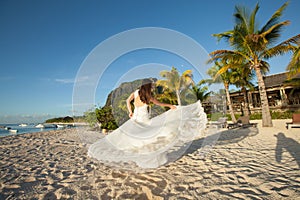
[0,119,299,199]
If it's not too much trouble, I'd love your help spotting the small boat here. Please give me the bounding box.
[35,124,57,128]
[35,124,45,128]
[19,123,28,127]
[9,129,18,133]
[57,124,65,128]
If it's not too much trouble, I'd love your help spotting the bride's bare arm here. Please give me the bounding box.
[150,98,176,109]
[126,93,134,117]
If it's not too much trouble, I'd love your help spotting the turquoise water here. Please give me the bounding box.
[0,124,64,137]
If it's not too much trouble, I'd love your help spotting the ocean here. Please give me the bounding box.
[0,123,68,137]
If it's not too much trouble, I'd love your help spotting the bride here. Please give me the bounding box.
[88,79,207,169]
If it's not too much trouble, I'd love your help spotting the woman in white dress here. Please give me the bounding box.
[88,79,207,169]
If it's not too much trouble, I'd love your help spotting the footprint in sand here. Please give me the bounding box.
[24,176,36,183]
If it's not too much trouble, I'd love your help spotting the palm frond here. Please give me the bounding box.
[260,2,289,33]
[209,49,252,65]
[191,83,211,102]
[159,70,170,78]
[287,46,300,78]
[259,60,270,75]
[277,34,300,46]
[201,78,215,85]
[156,80,169,89]
[207,65,222,83]
[263,34,300,59]
[249,3,259,34]
[215,65,231,79]
[262,44,293,59]
[261,21,290,45]
[283,77,300,87]
[209,49,233,55]
[236,30,256,56]
[212,30,234,42]
[234,5,249,34]
[197,79,207,85]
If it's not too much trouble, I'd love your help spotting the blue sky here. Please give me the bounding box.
[0,0,299,123]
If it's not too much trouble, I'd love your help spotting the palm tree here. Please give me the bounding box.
[208,62,237,123]
[156,67,194,105]
[287,45,300,78]
[231,67,255,116]
[212,58,256,117]
[192,79,211,102]
[155,87,178,105]
[209,2,294,127]
[282,36,300,94]
[281,35,300,79]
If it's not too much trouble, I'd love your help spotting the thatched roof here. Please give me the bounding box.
[263,72,300,88]
[263,72,288,88]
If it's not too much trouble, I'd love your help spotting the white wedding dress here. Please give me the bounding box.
[88,90,207,169]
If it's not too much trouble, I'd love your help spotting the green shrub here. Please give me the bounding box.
[207,112,222,121]
[84,109,98,127]
[96,106,118,130]
[270,111,293,119]
[249,111,296,120]
[249,112,262,120]
[208,110,299,121]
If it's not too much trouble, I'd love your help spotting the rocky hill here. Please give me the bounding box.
[105,78,156,107]
[103,78,165,126]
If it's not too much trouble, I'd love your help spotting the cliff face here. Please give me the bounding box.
[103,78,159,126]
[105,78,157,107]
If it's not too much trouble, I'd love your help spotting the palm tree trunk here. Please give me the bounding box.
[225,83,236,123]
[242,87,250,116]
[176,90,181,106]
[254,65,273,127]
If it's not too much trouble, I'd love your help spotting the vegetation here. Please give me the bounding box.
[248,110,300,120]
[84,106,118,130]
[206,112,224,121]
[84,109,98,127]
[96,106,118,130]
[49,3,300,130]
[231,67,255,117]
[156,67,194,105]
[83,68,206,131]
[45,116,74,123]
[282,34,300,88]
[208,2,299,127]
[207,62,237,122]
[191,80,211,102]
[207,110,300,121]
[281,35,300,79]
[155,85,178,106]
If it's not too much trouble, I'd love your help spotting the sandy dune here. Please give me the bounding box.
[0,119,299,199]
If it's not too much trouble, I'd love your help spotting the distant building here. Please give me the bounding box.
[229,72,300,113]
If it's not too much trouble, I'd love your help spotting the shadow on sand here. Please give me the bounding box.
[167,126,259,163]
[274,132,300,168]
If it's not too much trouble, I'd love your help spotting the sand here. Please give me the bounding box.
[0,119,299,199]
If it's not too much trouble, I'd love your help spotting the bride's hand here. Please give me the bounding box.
[170,105,177,110]
[129,112,133,118]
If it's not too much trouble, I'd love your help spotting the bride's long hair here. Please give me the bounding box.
[139,79,153,104]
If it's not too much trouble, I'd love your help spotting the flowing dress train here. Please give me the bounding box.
[88,91,207,168]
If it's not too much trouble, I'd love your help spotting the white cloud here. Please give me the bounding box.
[55,78,75,84]
[55,76,90,84]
